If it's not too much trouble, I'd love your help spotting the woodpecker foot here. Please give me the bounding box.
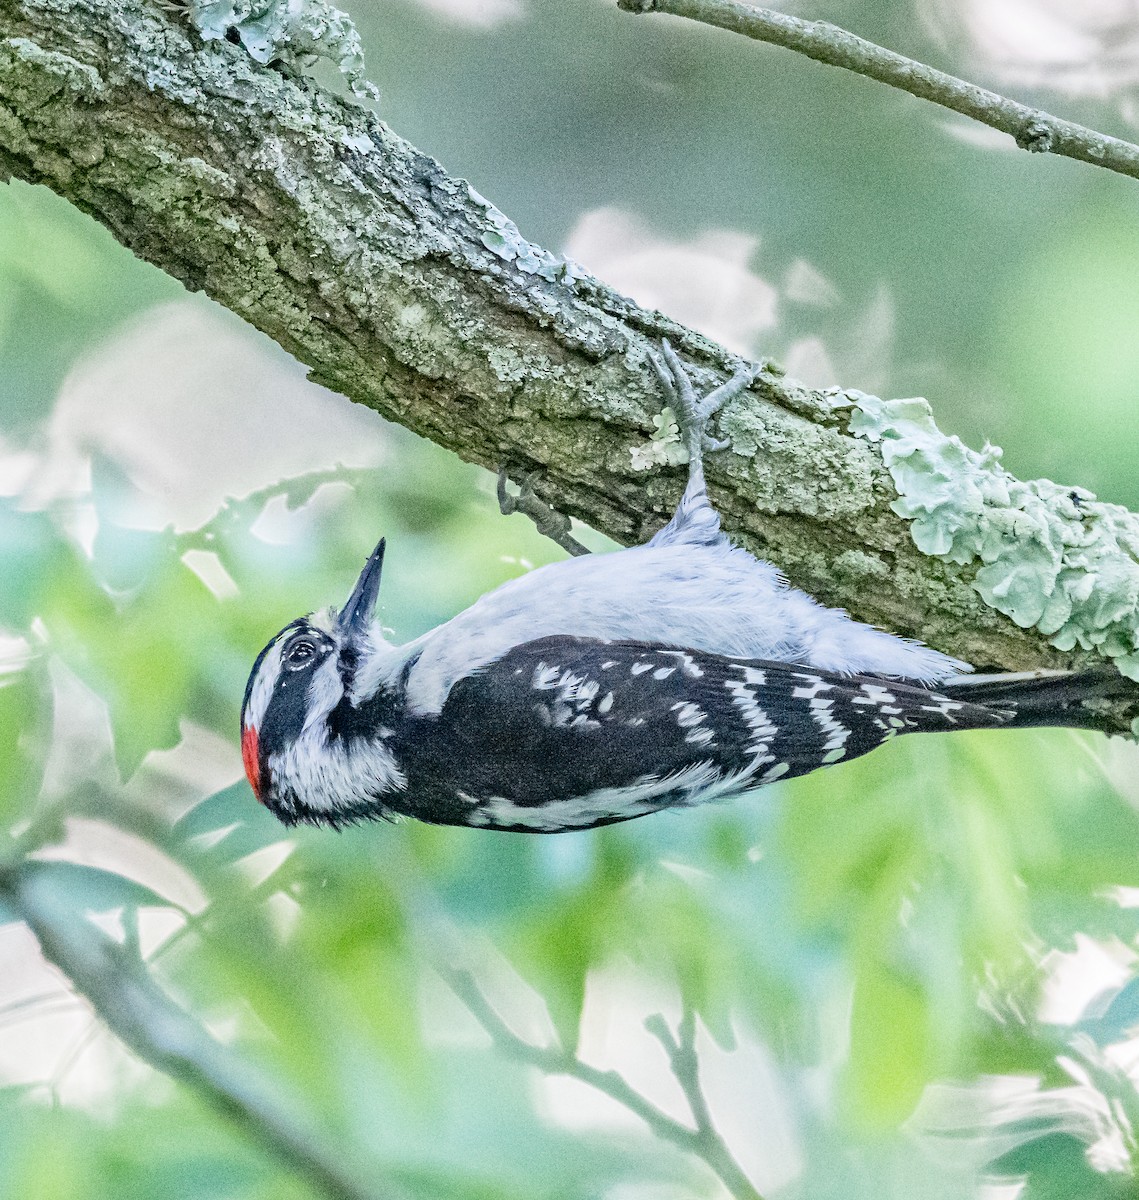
[648,340,757,462]
[644,341,758,550]
[497,468,591,557]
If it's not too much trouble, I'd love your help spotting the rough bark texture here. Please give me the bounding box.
[0,0,1133,698]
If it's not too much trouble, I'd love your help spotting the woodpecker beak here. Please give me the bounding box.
[338,538,385,643]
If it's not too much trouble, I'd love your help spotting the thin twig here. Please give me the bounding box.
[175,465,378,554]
[0,862,393,1200]
[618,0,1139,183]
[441,963,765,1200]
[646,1008,763,1200]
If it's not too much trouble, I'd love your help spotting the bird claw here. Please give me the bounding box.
[496,465,519,516]
[496,466,591,557]
[650,339,756,459]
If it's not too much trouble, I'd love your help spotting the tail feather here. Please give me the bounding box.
[940,667,1135,734]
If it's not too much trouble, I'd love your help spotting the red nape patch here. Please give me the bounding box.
[241,726,263,803]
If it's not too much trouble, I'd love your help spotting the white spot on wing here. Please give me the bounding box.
[533,663,562,689]
[808,696,851,760]
[920,695,965,722]
[671,701,706,728]
[659,650,704,678]
[853,683,898,707]
[792,677,833,700]
[724,679,777,767]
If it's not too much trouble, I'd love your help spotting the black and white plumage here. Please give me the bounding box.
[240,343,1132,833]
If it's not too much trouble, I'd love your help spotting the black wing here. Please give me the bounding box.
[390,636,1010,832]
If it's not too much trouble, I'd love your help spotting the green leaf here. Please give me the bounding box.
[0,501,92,633]
[844,959,933,1128]
[514,891,598,1054]
[74,554,219,778]
[989,1131,1131,1199]
[0,658,50,827]
[27,861,179,916]
[173,783,286,868]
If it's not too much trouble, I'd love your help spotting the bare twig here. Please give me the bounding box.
[618,0,1139,183]
[176,465,379,555]
[441,963,764,1200]
[0,862,393,1200]
[645,1007,763,1200]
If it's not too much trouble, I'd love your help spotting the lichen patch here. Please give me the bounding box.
[844,390,1139,679]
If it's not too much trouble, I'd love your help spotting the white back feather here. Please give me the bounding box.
[354,538,967,716]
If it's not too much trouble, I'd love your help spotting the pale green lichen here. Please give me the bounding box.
[3,37,105,100]
[630,406,688,471]
[842,390,1139,680]
[832,548,890,581]
[469,187,588,285]
[718,404,766,459]
[182,0,379,98]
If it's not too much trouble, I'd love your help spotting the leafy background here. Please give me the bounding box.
[3,0,1139,1196]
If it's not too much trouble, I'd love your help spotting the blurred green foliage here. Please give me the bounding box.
[4,0,1139,1197]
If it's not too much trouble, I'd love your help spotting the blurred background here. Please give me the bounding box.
[4,0,1139,1196]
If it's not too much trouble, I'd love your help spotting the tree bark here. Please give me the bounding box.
[0,0,1134,694]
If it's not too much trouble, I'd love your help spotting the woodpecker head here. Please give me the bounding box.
[240,540,406,826]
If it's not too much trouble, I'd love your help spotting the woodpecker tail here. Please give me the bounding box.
[939,667,1135,734]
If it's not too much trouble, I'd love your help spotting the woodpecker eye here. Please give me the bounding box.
[284,639,317,669]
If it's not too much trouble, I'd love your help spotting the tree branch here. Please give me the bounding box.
[644,1008,763,1200]
[0,861,393,1200]
[1,0,1138,713]
[440,964,765,1200]
[617,0,1139,182]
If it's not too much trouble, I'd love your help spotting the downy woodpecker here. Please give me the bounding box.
[241,343,1131,833]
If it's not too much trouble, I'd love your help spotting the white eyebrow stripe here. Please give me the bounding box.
[245,637,286,730]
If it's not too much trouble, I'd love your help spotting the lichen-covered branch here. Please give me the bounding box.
[1,0,1138,719]
[0,861,390,1200]
[617,0,1139,183]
